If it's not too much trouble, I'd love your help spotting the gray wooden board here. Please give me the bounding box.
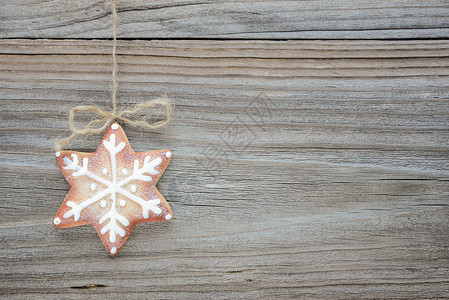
[1,0,449,39]
[1,39,449,298]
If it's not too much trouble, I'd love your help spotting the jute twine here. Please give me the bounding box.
[54,0,172,151]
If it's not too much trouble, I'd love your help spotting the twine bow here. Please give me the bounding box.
[54,98,173,151]
[54,0,173,151]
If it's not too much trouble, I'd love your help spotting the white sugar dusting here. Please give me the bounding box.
[120,199,126,207]
[102,168,107,174]
[131,185,137,193]
[122,168,128,175]
[100,200,106,207]
[90,183,96,191]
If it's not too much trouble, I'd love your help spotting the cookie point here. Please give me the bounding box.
[111,123,119,130]
[111,246,117,254]
[165,151,172,158]
[55,151,61,157]
[53,217,61,225]
[165,214,172,220]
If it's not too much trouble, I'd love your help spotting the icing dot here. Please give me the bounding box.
[166,151,172,158]
[120,199,126,207]
[53,217,61,225]
[165,214,172,220]
[90,183,97,191]
[122,168,128,175]
[102,168,108,175]
[111,123,119,130]
[100,200,106,207]
[55,152,61,157]
[111,246,117,254]
[131,185,137,193]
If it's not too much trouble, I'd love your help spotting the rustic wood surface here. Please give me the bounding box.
[1,1,449,299]
[1,0,449,39]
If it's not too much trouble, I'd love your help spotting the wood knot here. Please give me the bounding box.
[70,284,107,289]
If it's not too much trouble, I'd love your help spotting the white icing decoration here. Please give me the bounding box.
[53,217,61,225]
[102,168,108,175]
[131,185,137,193]
[166,151,171,158]
[111,123,119,130]
[111,246,117,254]
[90,183,96,191]
[63,154,79,170]
[55,152,61,157]
[61,132,165,245]
[131,156,161,182]
[165,214,172,220]
[122,168,128,175]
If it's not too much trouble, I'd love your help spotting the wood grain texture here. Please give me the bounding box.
[1,39,448,298]
[1,0,449,39]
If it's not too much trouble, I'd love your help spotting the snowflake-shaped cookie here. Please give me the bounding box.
[53,123,173,255]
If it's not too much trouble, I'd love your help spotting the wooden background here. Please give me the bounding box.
[1,0,449,299]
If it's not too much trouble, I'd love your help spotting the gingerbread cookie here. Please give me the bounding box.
[53,123,173,255]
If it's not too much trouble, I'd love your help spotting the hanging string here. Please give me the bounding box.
[54,0,173,151]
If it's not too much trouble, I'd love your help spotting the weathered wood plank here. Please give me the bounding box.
[1,39,449,298]
[1,0,449,39]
